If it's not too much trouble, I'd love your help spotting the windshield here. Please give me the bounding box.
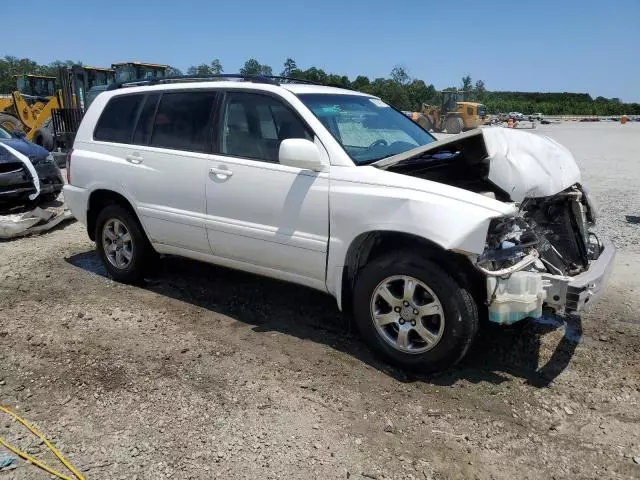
[139,67,165,79]
[16,76,55,97]
[115,66,165,83]
[89,71,114,87]
[297,94,435,165]
[115,66,137,83]
[0,126,12,139]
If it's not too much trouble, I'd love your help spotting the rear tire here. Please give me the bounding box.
[352,253,478,372]
[445,116,463,134]
[95,204,153,283]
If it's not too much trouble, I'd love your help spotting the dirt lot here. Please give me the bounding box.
[1,123,639,480]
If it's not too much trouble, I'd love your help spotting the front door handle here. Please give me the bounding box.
[209,167,233,178]
[125,154,143,164]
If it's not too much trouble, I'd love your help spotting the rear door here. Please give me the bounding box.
[92,90,218,253]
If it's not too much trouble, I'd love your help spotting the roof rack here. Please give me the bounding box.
[106,74,323,91]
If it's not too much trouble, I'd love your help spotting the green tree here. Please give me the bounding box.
[352,75,370,90]
[390,66,410,85]
[407,79,437,110]
[240,58,272,76]
[326,74,350,88]
[297,67,328,84]
[365,78,411,110]
[210,59,223,74]
[461,74,472,99]
[474,80,486,100]
[281,58,298,77]
[187,59,223,76]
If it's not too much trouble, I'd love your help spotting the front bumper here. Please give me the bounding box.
[542,237,616,315]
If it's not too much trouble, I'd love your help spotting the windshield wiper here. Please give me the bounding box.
[358,153,396,166]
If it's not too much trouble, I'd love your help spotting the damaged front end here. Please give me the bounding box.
[477,184,614,323]
[374,128,615,324]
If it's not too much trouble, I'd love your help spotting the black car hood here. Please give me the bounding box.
[0,138,48,163]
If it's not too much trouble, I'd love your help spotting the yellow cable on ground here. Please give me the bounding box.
[0,405,85,480]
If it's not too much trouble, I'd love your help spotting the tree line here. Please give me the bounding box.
[1,55,638,115]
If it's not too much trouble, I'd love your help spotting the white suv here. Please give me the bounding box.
[64,76,614,371]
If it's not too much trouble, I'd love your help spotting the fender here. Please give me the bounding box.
[325,170,518,306]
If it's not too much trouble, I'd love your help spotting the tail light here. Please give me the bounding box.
[66,148,73,183]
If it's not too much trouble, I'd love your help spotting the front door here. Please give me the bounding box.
[204,91,329,287]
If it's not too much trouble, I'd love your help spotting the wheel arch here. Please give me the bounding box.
[338,230,485,314]
[87,189,142,241]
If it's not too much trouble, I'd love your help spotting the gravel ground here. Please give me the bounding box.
[1,123,639,480]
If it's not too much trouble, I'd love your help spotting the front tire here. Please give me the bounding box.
[95,204,153,283]
[0,113,22,133]
[353,253,478,372]
[445,116,463,134]
[416,113,434,132]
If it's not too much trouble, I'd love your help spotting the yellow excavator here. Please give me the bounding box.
[410,91,486,134]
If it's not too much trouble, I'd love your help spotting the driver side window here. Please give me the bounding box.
[220,92,312,163]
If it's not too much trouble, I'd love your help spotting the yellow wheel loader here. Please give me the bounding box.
[0,67,116,151]
[0,74,58,148]
[411,91,487,134]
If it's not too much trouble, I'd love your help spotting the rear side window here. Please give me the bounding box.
[149,91,217,152]
[94,94,143,143]
[133,93,160,145]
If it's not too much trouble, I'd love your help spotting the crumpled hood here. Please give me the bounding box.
[482,128,581,201]
[373,128,582,202]
[0,137,49,163]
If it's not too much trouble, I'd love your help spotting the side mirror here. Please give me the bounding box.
[279,138,326,172]
[13,129,26,138]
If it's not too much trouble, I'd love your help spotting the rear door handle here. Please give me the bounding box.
[125,154,143,164]
[209,167,233,178]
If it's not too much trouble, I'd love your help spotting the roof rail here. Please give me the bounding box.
[106,73,327,91]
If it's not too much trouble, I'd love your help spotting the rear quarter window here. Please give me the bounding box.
[93,94,144,143]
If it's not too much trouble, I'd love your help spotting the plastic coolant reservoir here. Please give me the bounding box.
[486,271,546,325]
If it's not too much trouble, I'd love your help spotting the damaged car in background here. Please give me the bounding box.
[0,125,64,210]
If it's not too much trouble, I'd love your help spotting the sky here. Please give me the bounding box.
[4,0,639,102]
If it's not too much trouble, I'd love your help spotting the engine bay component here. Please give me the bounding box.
[477,184,597,279]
